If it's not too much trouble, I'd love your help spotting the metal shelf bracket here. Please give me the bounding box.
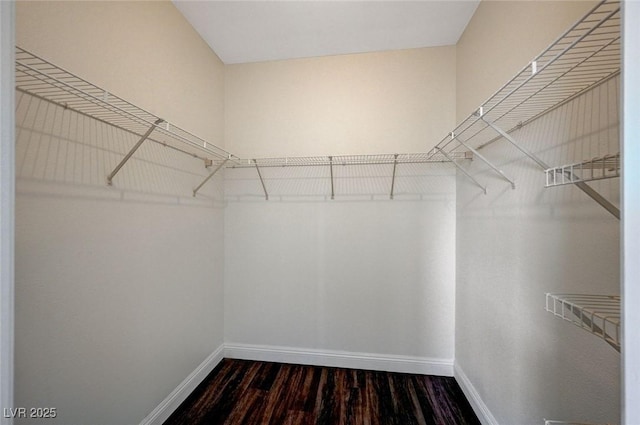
[254,159,269,201]
[390,154,399,200]
[192,158,229,197]
[107,118,164,185]
[451,132,515,189]
[481,117,549,170]
[482,117,620,219]
[329,156,335,200]
[437,147,487,195]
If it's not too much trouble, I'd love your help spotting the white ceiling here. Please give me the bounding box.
[172,1,480,65]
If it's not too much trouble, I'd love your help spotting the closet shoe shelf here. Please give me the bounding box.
[545,153,620,187]
[545,293,620,352]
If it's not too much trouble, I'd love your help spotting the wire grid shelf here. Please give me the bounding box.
[545,293,620,352]
[15,46,237,163]
[15,46,468,177]
[228,152,469,169]
[545,153,620,187]
[433,0,620,157]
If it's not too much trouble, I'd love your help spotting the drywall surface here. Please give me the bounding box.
[455,77,620,424]
[15,2,225,424]
[224,164,456,367]
[455,0,596,122]
[225,46,456,158]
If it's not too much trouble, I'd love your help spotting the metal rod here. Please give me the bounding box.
[481,117,550,169]
[390,154,398,200]
[573,180,620,219]
[329,156,334,200]
[253,159,268,201]
[483,117,620,219]
[107,118,163,185]
[452,134,516,189]
[437,147,486,195]
[192,158,229,197]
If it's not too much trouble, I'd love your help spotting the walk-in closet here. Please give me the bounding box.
[1,1,638,424]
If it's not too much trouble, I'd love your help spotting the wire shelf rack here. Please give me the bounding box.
[228,152,469,169]
[15,46,465,194]
[15,46,239,164]
[545,153,620,187]
[432,0,620,158]
[545,293,620,352]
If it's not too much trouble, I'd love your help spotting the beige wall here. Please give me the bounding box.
[456,0,596,122]
[15,2,226,424]
[454,1,620,424]
[16,0,224,146]
[225,47,456,158]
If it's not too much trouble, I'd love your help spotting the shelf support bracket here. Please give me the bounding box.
[481,116,548,169]
[329,156,335,200]
[192,158,229,197]
[253,159,268,201]
[390,154,398,200]
[451,133,515,189]
[481,117,620,219]
[438,147,486,195]
[107,118,163,185]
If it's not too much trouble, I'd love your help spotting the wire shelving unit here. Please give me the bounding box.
[545,293,620,352]
[429,0,620,217]
[15,47,240,171]
[545,153,620,187]
[15,47,465,196]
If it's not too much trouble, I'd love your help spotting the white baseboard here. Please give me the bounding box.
[224,343,454,376]
[454,362,499,425]
[139,344,224,425]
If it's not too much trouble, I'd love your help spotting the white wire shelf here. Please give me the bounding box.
[545,153,620,187]
[433,0,620,157]
[228,152,469,169]
[429,0,621,212]
[15,46,467,195]
[545,293,620,352]
[15,46,239,165]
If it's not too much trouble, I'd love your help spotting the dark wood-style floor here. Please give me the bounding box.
[164,359,480,425]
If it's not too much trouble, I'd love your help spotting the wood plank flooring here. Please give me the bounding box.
[164,359,480,425]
